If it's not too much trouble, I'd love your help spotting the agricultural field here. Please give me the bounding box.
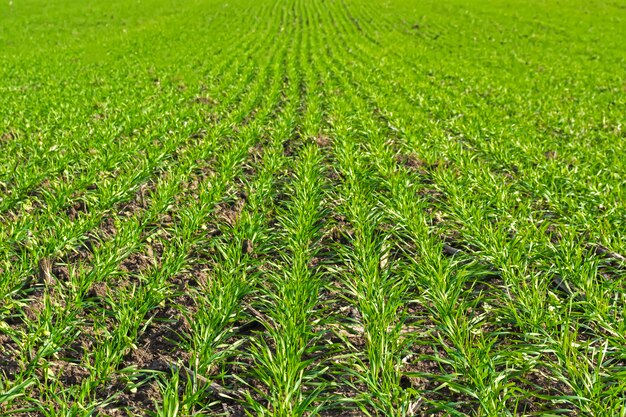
[1,0,625,415]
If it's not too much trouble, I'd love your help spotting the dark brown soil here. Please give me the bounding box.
[315,134,332,148]
[0,333,21,378]
[517,365,576,414]
[67,200,88,221]
[119,250,155,275]
[1,130,16,142]
[544,150,558,160]
[193,96,218,105]
[395,153,427,173]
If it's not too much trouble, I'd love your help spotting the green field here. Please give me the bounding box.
[1,0,626,415]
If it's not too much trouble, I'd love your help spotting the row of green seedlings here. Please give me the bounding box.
[313,3,524,414]
[0,0,271,215]
[318,6,517,415]
[302,3,409,414]
[315,3,626,415]
[0,0,272,406]
[61,2,293,413]
[0,57,256,305]
[0,4,288,412]
[0,0,279,257]
[153,5,303,414]
[156,77,298,417]
[154,4,335,413]
[0,41,248,220]
[242,4,334,412]
[337,0,625,252]
[0,0,287,223]
[0,0,284,321]
[346,4,626,412]
[323,71,415,417]
[151,4,331,414]
[315,10,498,414]
[423,153,626,416]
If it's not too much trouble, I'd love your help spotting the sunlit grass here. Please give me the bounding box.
[0,0,624,415]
